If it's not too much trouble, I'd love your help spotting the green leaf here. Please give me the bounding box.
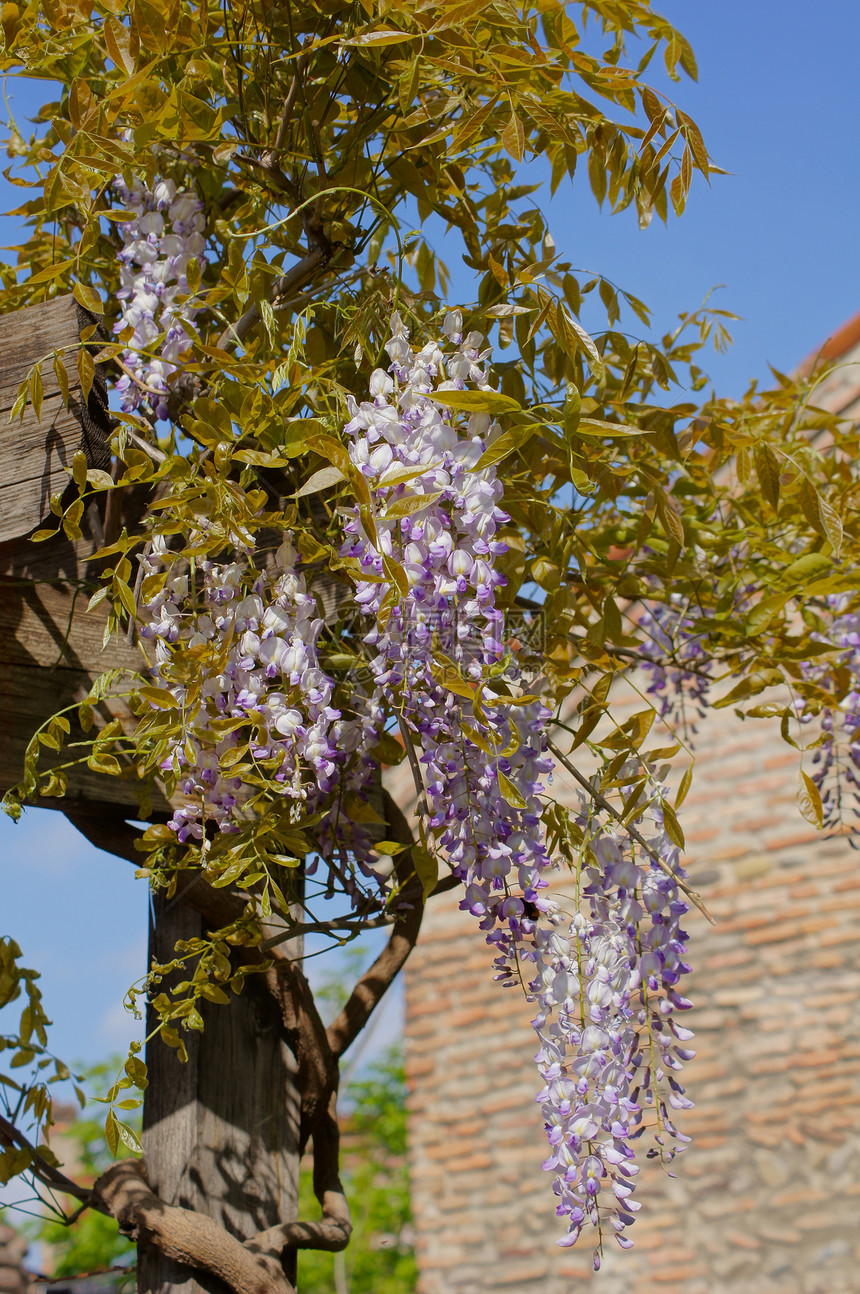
[374,840,409,857]
[660,800,685,849]
[104,1109,119,1156]
[746,591,790,635]
[797,771,823,829]
[86,468,114,490]
[427,389,521,415]
[501,111,525,163]
[344,28,418,46]
[305,434,353,477]
[368,732,406,765]
[26,257,74,286]
[139,686,179,710]
[430,660,475,700]
[818,496,843,557]
[552,302,604,380]
[295,465,345,497]
[498,770,527,809]
[382,554,410,598]
[72,450,88,490]
[383,490,443,519]
[781,552,831,587]
[72,280,104,314]
[675,765,693,810]
[474,424,536,470]
[29,364,43,422]
[412,843,438,899]
[104,16,137,74]
[574,417,649,438]
[754,441,780,510]
[53,354,70,407]
[77,347,95,402]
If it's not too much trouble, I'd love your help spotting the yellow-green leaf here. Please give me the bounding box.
[797,771,823,829]
[675,765,693,810]
[474,424,536,470]
[72,450,88,490]
[498,770,528,810]
[29,365,43,423]
[501,111,526,163]
[754,441,780,510]
[53,354,70,406]
[295,465,345,497]
[139,686,179,710]
[77,348,95,402]
[384,490,443,519]
[412,843,438,899]
[660,800,685,849]
[427,389,521,415]
[72,281,104,314]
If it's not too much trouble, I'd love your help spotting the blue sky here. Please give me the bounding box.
[2,0,859,1075]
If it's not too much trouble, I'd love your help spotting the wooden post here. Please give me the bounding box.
[139,896,302,1294]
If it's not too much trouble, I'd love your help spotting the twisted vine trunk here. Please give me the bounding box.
[139,895,302,1294]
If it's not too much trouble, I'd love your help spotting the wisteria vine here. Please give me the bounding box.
[639,587,860,839]
[638,594,712,735]
[115,170,698,1258]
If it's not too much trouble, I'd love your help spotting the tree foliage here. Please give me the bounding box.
[0,0,857,1275]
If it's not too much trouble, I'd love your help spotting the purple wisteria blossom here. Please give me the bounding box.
[113,176,206,419]
[137,538,381,853]
[130,304,697,1259]
[536,788,694,1253]
[800,594,860,834]
[340,313,695,1256]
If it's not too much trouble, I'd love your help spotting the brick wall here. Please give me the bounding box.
[398,319,860,1294]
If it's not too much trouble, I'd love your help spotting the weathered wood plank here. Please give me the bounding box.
[0,532,178,813]
[0,294,111,544]
[0,294,83,402]
[0,401,92,543]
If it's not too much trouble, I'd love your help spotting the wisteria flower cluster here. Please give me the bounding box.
[535,788,694,1257]
[137,537,379,853]
[340,312,695,1255]
[128,303,696,1258]
[800,594,860,833]
[113,175,206,419]
[638,594,712,733]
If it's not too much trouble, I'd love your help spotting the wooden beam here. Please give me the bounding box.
[0,515,178,814]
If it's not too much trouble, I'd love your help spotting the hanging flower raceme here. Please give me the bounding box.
[136,538,375,850]
[536,782,694,1256]
[339,313,694,1257]
[113,175,206,419]
[799,593,860,834]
